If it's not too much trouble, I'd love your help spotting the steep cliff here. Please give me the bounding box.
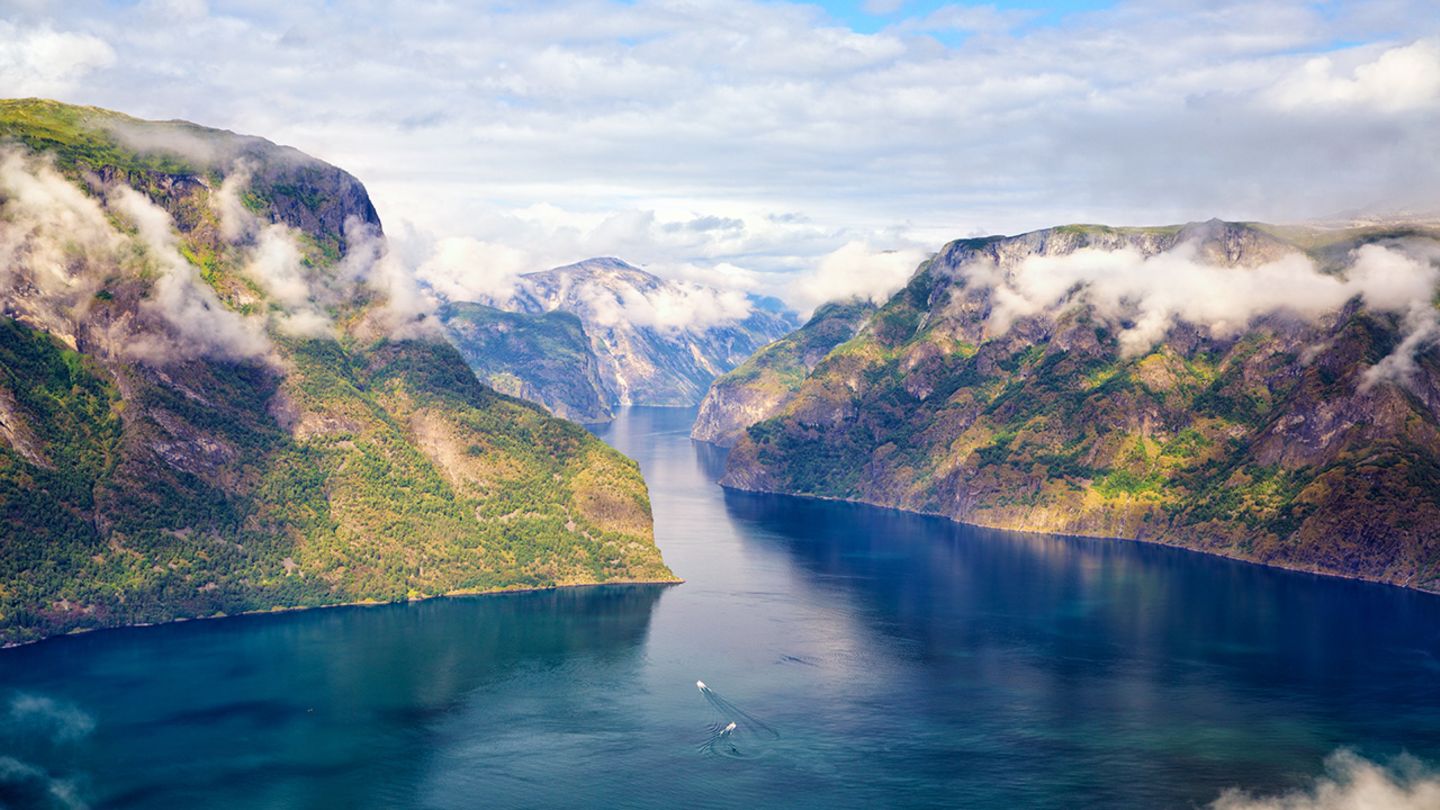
[722,220,1440,591]
[442,302,612,423]
[443,258,798,415]
[692,298,875,446]
[0,99,675,645]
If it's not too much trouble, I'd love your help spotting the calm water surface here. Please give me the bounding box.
[2,407,1439,808]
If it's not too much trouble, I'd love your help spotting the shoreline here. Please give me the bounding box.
[0,577,684,651]
[718,480,1440,598]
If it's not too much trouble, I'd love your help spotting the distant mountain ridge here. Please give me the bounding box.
[442,257,798,421]
[707,219,1440,592]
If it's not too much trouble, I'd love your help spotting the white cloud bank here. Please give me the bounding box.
[339,218,438,340]
[110,184,273,362]
[787,241,929,316]
[578,277,755,332]
[1269,38,1440,113]
[1212,751,1440,810]
[415,236,530,306]
[962,240,1440,382]
[210,165,337,338]
[243,224,334,338]
[0,149,396,364]
[0,19,114,98]
[0,149,121,340]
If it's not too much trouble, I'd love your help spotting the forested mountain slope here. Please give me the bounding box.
[722,220,1440,591]
[0,99,674,645]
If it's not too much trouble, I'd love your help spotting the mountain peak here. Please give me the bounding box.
[542,256,647,276]
[446,254,799,413]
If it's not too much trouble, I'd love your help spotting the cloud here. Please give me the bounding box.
[213,164,257,243]
[786,241,929,315]
[339,217,439,340]
[1,145,406,356]
[138,0,208,20]
[243,224,334,338]
[652,260,770,296]
[964,240,1440,362]
[578,277,755,332]
[1212,750,1440,810]
[408,229,771,333]
[1355,241,1440,387]
[110,185,273,362]
[395,199,846,307]
[1364,303,1440,388]
[0,149,305,357]
[209,165,338,338]
[415,236,530,305]
[1268,39,1440,113]
[0,20,113,97]
[902,4,1034,34]
[0,148,124,341]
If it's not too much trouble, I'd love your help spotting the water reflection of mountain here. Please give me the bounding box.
[690,437,731,482]
[720,487,1440,802]
[723,488,1440,669]
[0,585,667,809]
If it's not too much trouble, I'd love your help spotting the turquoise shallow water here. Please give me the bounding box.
[2,406,1439,808]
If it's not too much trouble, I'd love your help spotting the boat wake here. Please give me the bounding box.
[695,680,779,759]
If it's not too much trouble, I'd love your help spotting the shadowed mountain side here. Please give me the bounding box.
[442,302,612,423]
[693,298,876,446]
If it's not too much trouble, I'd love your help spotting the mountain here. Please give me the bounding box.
[440,258,798,419]
[441,302,612,423]
[691,298,876,446]
[718,220,1440,592]
[0,99,675,645]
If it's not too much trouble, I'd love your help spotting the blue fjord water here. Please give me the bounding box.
[2,406,1439,808]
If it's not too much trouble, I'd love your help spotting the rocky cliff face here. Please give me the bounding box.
[452,258,798,413]
[692,299,875,446]
[442,302,613,423]
[0,99,675,645]
[721,220,1440,591]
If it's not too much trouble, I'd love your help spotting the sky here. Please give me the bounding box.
[1,0,1438,309]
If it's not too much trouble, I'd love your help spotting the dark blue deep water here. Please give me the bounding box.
[2,407,1439,808]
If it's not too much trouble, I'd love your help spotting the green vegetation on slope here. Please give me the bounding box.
[0,100,674,644]
[723,222,1440,591]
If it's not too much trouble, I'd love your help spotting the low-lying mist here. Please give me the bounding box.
[960,237,1440,386]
